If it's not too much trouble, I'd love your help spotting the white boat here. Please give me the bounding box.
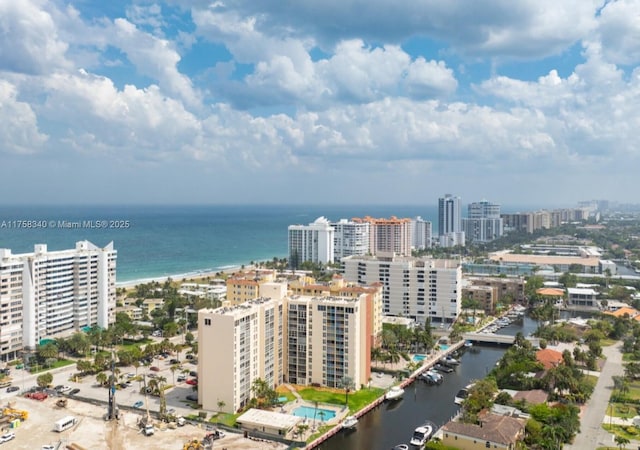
[392,445,409,450]
[409,423,434,447]
[342,415,358,429]
[464,340,473,348]
[441,355,459,366]
[385,386,405,401]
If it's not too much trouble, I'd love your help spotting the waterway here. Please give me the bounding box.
[319,314,542,450]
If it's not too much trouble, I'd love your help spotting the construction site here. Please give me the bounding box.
[0,394,288,450]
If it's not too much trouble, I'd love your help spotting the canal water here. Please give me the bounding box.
[318,314,540,450]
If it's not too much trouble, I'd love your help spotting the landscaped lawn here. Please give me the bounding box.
[29,359,75,373]
[297,386,385,413]
[626,381,640,400]
[608,402,639,419]
[602,423,640,441]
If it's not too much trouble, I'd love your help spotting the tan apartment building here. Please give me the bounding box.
[465,276,525,303]
[198,297,284,413]
[198,292,371,413]
[286,294,370,390]
[352,216,413,256]
[288,274,383,348]
[225,269,277,305]
[461,285,497,314]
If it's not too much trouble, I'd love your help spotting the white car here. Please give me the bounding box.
[0,432,15,443]
[126,373,135,379]
[59,386,72,393]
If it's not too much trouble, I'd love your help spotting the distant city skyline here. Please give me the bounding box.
[1,1,639,205]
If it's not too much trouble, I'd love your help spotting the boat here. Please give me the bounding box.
[464,340,473,348]
[455,383,475,405]
[392,445,409,450]
[419,370,442,385]
[433,363,453,373]
[441,355,459,366]
[341,415,358,429]
[409,423,434,447]
[454,388,469,405]
[385,386,405,401]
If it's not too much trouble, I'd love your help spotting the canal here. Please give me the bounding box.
[318,314,540,450]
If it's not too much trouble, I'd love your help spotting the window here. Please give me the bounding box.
[204,318,211,326]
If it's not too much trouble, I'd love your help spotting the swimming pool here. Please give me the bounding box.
[292,405,336,421]
[440,344,449,351]
[413,354,427,362]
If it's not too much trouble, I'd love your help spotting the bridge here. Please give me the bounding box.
[462,332,540,347]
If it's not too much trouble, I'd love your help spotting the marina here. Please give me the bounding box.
[316,313,539,449]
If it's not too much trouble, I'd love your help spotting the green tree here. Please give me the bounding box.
[37,372,53,388]
[615,435,630,450]
[37,342,59,361]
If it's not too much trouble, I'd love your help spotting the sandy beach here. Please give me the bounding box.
[115,264,259,289]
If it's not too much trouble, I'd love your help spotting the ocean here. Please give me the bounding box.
[0,204,446,283]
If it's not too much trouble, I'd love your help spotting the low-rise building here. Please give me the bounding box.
[566,287,599,308]
[441,413,526,450]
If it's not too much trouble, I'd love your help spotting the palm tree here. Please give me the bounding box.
[170,364,179,385]
[615,435,630,449]
[339,376,354,409]
[217,400,226,413]
[96,372,108,387]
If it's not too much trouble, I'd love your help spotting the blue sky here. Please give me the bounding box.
[1,0,639,206]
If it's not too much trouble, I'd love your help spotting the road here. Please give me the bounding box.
[564,342,640,449]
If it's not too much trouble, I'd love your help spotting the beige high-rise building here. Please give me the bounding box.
[288,274,383,348]
[198,292,372,413]
[198,297,284,413]
[352,216,412,256]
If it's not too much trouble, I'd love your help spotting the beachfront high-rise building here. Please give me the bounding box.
[0,241,116,361]
[198,298,285,413]
[332,219,370,260]
[352,216,412,256]
[462,200,504,243]
[341,254,462,324]
[225,269,278,305]
[198,292,371,413]
[412,216,433,250]
[288,217,334,268]
[438,194,464,248]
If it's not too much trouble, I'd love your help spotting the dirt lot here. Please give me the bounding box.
[3,396,288,450]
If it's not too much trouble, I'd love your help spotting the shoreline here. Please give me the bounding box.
[115,264,251,289]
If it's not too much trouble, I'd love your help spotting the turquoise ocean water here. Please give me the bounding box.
[0,204,445,283]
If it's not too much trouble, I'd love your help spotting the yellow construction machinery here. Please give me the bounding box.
[182,439,203,450]
[2,408,28,421]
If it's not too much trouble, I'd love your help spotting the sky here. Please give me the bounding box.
[1,0,639,207]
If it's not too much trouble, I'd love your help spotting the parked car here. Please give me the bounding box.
[126,373,135,379]
[150,366,160,372]
[59,386,72,393]
[167,408,176,415]
[169,359,179,365]
[54,385,64,391]
[189,371,197,377]
[0,432,15,443]
[147,373,157,379]
[42,446,55,450]
[177,375,186,382]
[69,388,80,395]
[6,386,19,393]
[133,400,144,408]
[186,394,198,402]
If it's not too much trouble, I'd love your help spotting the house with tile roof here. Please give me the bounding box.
[603,306,639,319]
[535,348,564,370]
[441,412,526,449]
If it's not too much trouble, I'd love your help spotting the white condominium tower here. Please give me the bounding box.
[412,216,433,250]
[0,241,116,361]
[288,216,334,267]
[438,194,464,248]
[332,219,370,259]
[341,254,462,325]
[462,200,504,243]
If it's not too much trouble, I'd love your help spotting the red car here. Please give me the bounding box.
[186,379,197,386]
[150,366,160,372]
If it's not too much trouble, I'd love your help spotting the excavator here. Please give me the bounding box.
[182,439,203,450]
[2,408,28,421]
